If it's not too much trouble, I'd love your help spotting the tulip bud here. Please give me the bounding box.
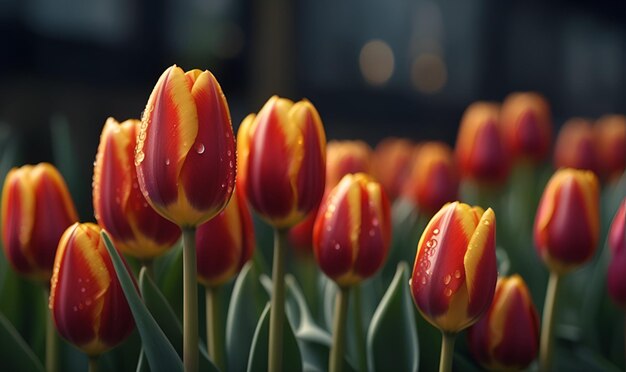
[455,102,509,184]
[372,137,415,202]
[93,118,181,259]
[325,140,373,189]
[1,163,78,282]
[49,223,135,356]
[467,275,539,371]
[237,96,326,229]
[401,141,459,216]
[553,118,598,175]
[196,188,255,287]
[313,173,391,287]
[135,65,236,227]
[501,92,552,164]
[410,201,497,333]
[594,115,626,181]
[607,198,626,309]
[534,168,599,274]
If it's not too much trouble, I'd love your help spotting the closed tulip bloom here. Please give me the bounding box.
[325,140,373,189]
[501,92,552,164]
[534,168,599,274]
[553,118,598,176]
[93,118,181,259]
[410,201,497,333]
[237,96,326,229]
[313,173,391,287]
[49,223,135,356]
[196,188,254,287]
[135,65,236,227]
[594,115,626,181]
[468,275,539,371]
[455,102,509,184]
[1,163,78,282]
[607,198,626,308]
[372,137,415,202]
[401,141,459,215]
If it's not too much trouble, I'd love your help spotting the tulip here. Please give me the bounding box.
[501,92,552,164]
[410,201,497,372]
[455,102,509,184]
[136,65,236,372]
[372,137,415,202]
[594,115,626,181]
[468,275,539,371]
[553,118,598,176]
[401,141,459,216]
[313,173,391,372]
[607,198,626,309]
[93,118,181,261]
[49,223,135,360]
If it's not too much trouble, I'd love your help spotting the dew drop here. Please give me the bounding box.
[195,143,205,154]
[229,161,234,168]
[444,288,453,297]
[165,158,170,166]
[368,229,375,237]
[80,287,86,293]
[227,150,232,156]
[443,274,451,285]
[421,276,427,285]
[135,151,145,165]
[334,243,341,250]
[483,220,490,226]
[371,218,379,226]
[433,228,440,235]
[221,183,226,188]
[454,269,461,279]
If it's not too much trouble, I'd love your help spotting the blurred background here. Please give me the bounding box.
[0,0,624,217]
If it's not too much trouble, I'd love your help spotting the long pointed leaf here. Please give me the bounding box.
[0,312,44,372]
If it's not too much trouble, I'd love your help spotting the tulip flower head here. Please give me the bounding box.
[372,137,415,202]
[607,198,626,309]
[594,114,626,181]
[1,163,78,282]
[49,223,135,356]
[553,118,598,175]
[196,188,255,287]
[325,140,373,189]
[237,96,326,229]
[534,168,600,274]
[94,118,181,259]
[468,275,539,371]
[313,173,391,287]
[135,65,236,228]
[410,201,497,333]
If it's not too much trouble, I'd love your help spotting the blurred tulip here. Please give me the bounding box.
[49,223,135,357]
[534,168,599,274]
[401,141,459,216]
[607,198,626,309]
[93,118,181,260]
[501,92,552,164]
[135,65,236,228]
[237,95,326,229]
[410,201,497,333]
[553,118,598,176]
[313,173,391,287]
[468,275,539,371]
[455,102,509,184]
[1,163,78,282]
[196,188,254,287]
[594,115,626,181]
[372,137,415,201]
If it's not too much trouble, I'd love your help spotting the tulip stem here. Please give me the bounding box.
[88,357,98,372]
[439,332,456,372]
[352,285,366,372]
[182,227,199,372]
[205,285,224,371]
[539,272,561,372]
[269,228,288,372]
[44,288,58,372]
[330,286,350,372]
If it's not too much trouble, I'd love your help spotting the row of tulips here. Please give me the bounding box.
[0,64,624,372]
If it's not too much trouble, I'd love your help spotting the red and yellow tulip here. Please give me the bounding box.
[553,118,598,176]
[49,223,135,356]
[135,65,236,228]
[372,137,415,202]
[313,173,391,287]
[594,115,626,181]
[410,201,497,333]
[468,275,539,371]
[607,198,626,309]
[93,118,181,259]
[533,168,599,274]
[237,95,326,229]
[1,163,78,282]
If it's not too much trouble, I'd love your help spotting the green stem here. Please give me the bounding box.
[141,260,154,279]
[88,357,98,372]
[330,286,350,372]
[352,285,366,372]
[44,288,58,372]
[438,332,456,372]
[206,286,224,371]
[182,227,199,372]
[539,272,561,372]
[268,228,288,372]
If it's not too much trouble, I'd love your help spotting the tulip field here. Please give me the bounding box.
[0,65,624,372]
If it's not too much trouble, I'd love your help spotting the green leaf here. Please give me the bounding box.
[0,312,44,372]
[366,262,419,372]
[155,242,183,319]
[101,231,183,372]
[226,262,268,372]
[246,303,303,372]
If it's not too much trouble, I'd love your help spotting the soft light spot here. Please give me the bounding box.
[359,39,395,86]
[411,53,447,94]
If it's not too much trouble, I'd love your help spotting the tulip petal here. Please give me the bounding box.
[464,208,496,316]
[353,181,389,279]
[1,168,35,273]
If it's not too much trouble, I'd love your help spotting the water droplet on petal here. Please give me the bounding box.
[165,158,170,166]
[80,287,86,293]
[443,274,451,285]
[483,220,490,226]
[334,243,341,250]
[195,143,205,154]
[444,288,453,297]
[454,269,461,279]
[421,276,427,285]
[135,151,145,165]
[433,228,440,235]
